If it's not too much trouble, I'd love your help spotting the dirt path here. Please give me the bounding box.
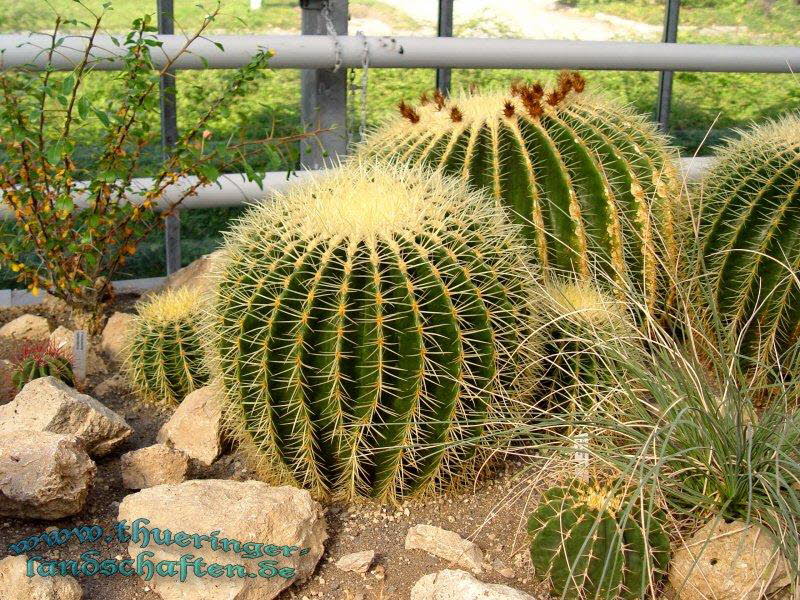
[362,0,662,40]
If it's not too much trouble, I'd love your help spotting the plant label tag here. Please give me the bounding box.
[73,330,88,384]
[573,431,590,479]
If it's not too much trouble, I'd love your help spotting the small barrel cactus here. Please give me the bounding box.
[538,281,636,414]
[360,74,682,312]
[123,287,209,404]
[527,480,670,600]
[12,341,75,389]
[696,114,800,366]
[208,159,537,504]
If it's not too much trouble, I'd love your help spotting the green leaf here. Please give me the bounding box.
[77,96,90,119]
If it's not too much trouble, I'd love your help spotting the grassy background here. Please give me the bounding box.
[1,0,798,288]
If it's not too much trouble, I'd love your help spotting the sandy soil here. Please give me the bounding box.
[0,301,555,600]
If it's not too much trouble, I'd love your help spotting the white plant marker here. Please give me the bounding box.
[73,330,88,385]
[250,0,262,9]
[573,431,590,480]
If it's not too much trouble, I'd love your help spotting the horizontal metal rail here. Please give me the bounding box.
[1,34,798,73]
[0,158,714,221]
[0,171,316,220]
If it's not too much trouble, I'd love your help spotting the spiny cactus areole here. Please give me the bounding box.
[698,114,800,364]
[208,159,537,504]
[362,73,683,312]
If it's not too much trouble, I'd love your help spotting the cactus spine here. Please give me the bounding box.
[12,341,75,389]
[527,480,670,600]
[697,114,800,365]
[208,160,537,504]
[123,288,209,404]
[362,74,682,311]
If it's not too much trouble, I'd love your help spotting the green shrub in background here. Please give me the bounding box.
[123,287,209,404]
[360,74,683,313]
[208,159,538,504]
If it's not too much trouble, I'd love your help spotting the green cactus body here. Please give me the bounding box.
[697,115,800,364]
[123,288,209,404]
[361,75,682,312]
[208,160,537,504]
[527,481,670,600]
[539,282,635,415]
[12,344,74,390]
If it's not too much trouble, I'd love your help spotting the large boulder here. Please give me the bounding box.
[411,570,536,600]
[0,377,132,457]
[0,314,50,341]
[157,385,223,466]
[49,326,108,377]
[117,480,326,600]
[405,525,485,574]
[121,444,190,489]
[155,250,224,297]
[100,311,134,362]
[0,554,82,599]
[667,519,790,600]
[0,430,96,520]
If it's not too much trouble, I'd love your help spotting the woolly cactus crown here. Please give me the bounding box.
[362,73,683,313]
[208,159,538,503]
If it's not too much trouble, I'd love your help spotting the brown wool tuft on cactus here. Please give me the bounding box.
[450,107,463,123]
[360,75,683,313]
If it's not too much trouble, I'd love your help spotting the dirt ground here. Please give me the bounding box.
[0,300,554,600]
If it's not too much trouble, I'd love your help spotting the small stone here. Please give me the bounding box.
[0,431,95,520]
[0,554,82,599]
[0,377,132,457]
[335,550,375,574]
[157,384,223,466]
[100,312,134,362]
[0,314,50,341]
[411,569,535,600]
[94,373,128,397]
[405,525,484,574]
[121,444,190,489]
[667,519,790,600]
[491,558,515,579]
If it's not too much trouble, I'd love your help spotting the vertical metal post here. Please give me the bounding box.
[656,0,680,132]
[158,0,181,274]
[436,0,454,96]
[300,0,348,169]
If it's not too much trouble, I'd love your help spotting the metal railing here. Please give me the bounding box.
[0,0,798,305]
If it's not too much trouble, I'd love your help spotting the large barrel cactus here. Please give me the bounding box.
[527,480,670,600]
[361,73,682,311]
[208,160,537,504]
[697,114,800,365]
[123,288,209,404]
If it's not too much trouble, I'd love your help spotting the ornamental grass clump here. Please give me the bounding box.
[123,288,209,405]
[527,479,670,600]
[207,159,538,504]
[694,114,800,369]
[361,73,683,312]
